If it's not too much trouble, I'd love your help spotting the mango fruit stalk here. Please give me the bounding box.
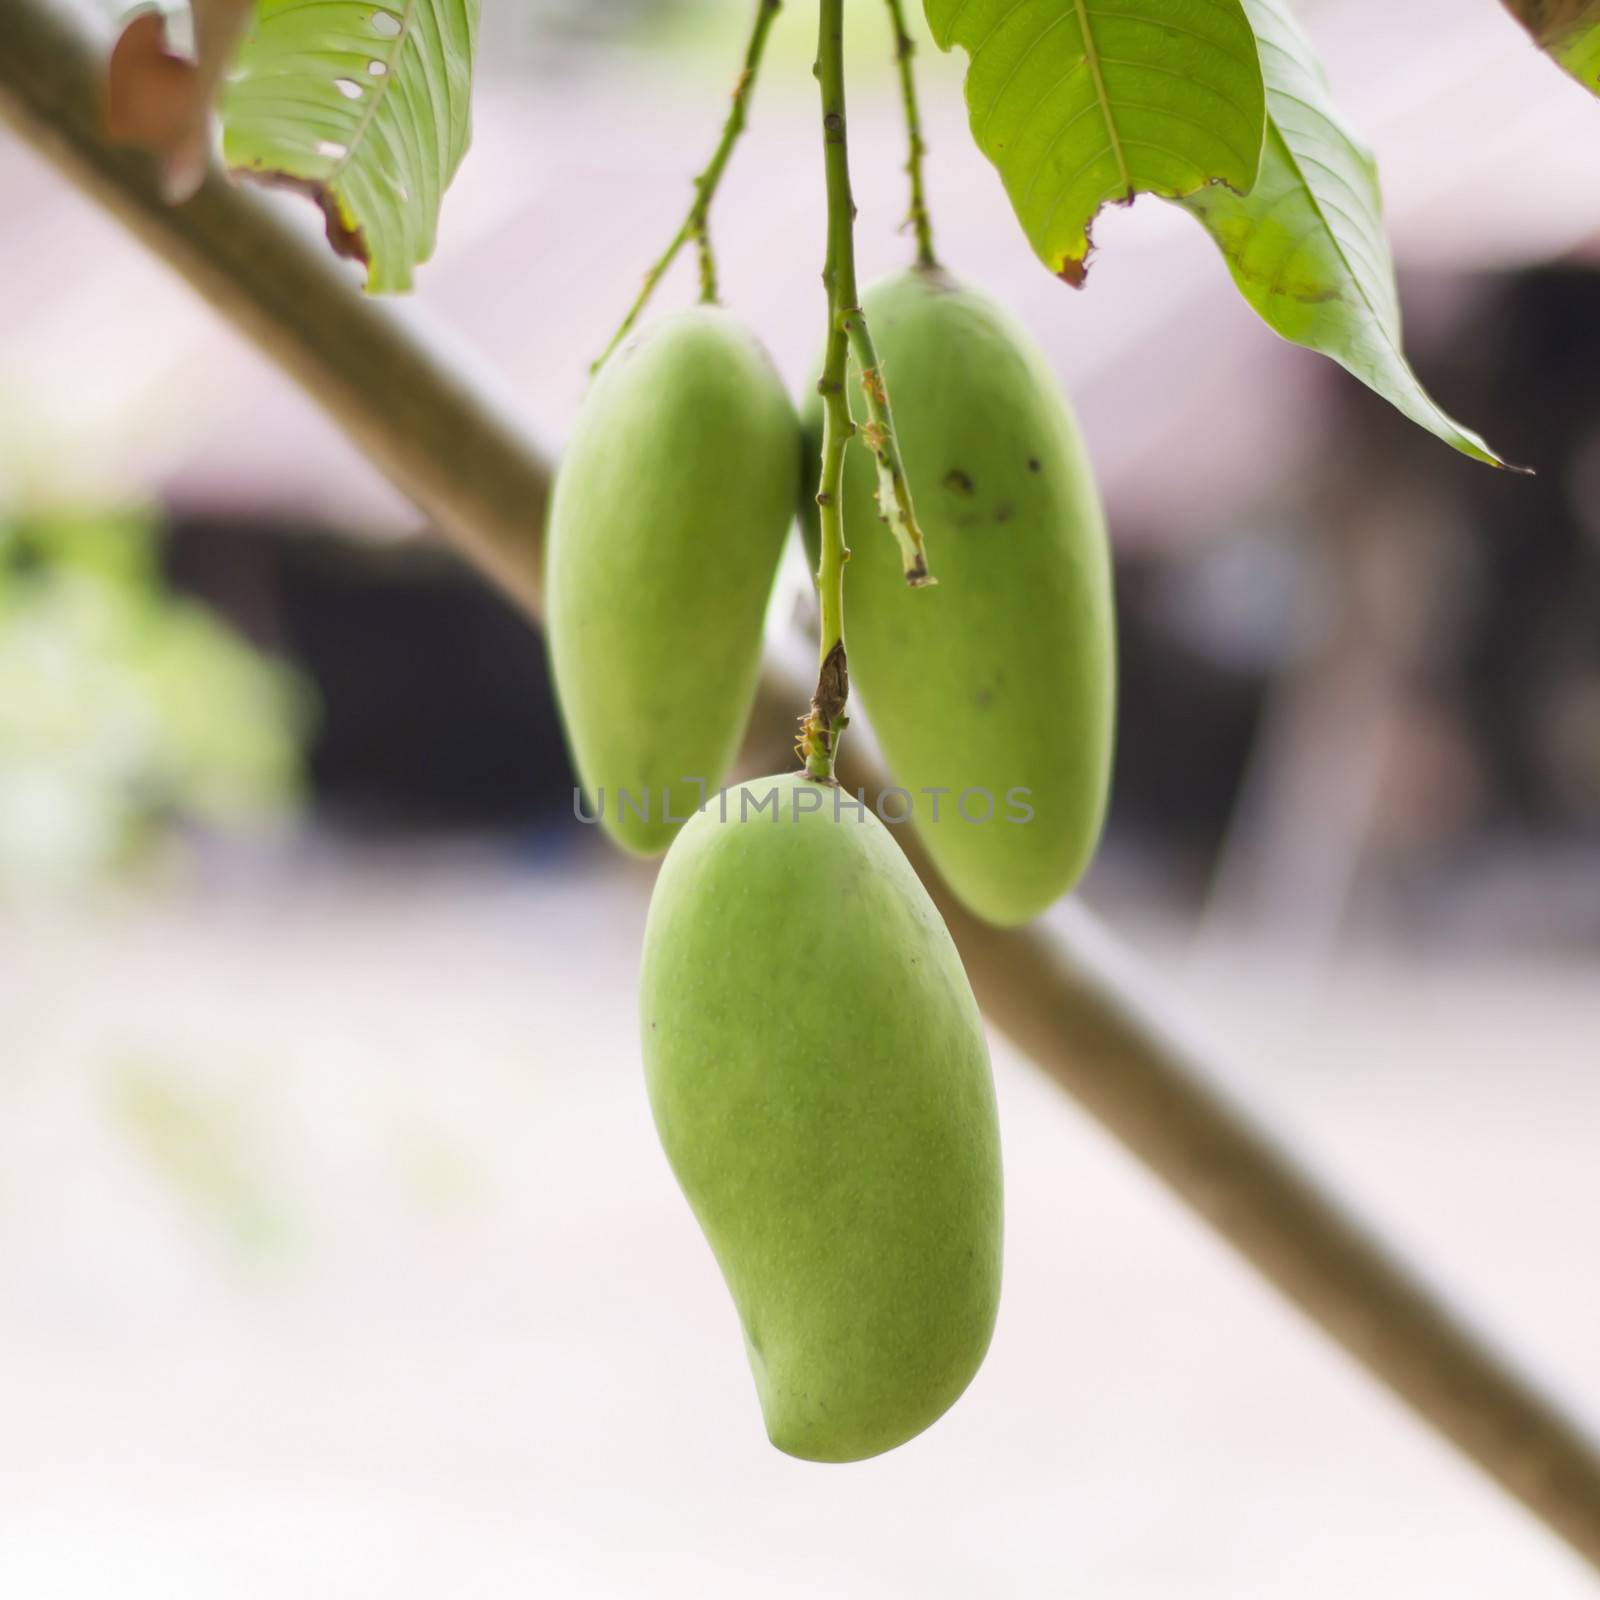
[640,773,1003,1462]
[803,268,1117,926]
[547,309,799,856]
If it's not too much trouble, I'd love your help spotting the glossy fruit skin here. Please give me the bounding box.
[640,773,1002,1462]
[802,268,1115,926]
[547,309,798,856]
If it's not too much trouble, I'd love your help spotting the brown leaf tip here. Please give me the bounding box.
[1505,0,1600,49]
[233,170,371,274]
[106,0,254,206]
[1056,256,1089,289]
[106,9,208,204]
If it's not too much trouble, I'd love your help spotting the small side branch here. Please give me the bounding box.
[592,0,781,372]
[884,0,936,269]
[844,311,933,587]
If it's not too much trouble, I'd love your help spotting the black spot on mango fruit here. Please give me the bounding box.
[547,309,799,855]
[640,773,1003,1462]
[802,269,1116,926]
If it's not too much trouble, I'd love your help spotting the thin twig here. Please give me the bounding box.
[883,0,936,268]
[591,0,781,373]
[842,308,932,587]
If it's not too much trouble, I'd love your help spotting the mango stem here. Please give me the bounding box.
[801,0,934,781]
[800,0,856,780]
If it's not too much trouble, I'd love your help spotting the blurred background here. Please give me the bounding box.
[2,0,1599,1593]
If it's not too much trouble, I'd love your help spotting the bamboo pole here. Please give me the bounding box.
[4,0,1599,1569]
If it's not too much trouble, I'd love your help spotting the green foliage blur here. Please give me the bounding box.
[0,512,309,894]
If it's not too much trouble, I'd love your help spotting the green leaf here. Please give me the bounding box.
[221,0,479,293]
[1177,0,1510,468]
[923,0,1266,283]
[1503,2,1600,98]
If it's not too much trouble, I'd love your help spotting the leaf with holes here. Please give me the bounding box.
[1502,1,1600,98]
[923,0,1266,284]
[1177,0,1510,467]
[222,0,479,293]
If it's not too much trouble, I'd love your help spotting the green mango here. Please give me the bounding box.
[640,772,1002,1462]
[547,309,798,856]
[802,268,1116,926]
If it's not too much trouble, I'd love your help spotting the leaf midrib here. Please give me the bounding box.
[1262,102,1383,337]
[1259,97,1469,440]
[1073,0,1132,205]
[324,0,418,188]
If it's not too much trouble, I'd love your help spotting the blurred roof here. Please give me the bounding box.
[2,0,1599,548]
